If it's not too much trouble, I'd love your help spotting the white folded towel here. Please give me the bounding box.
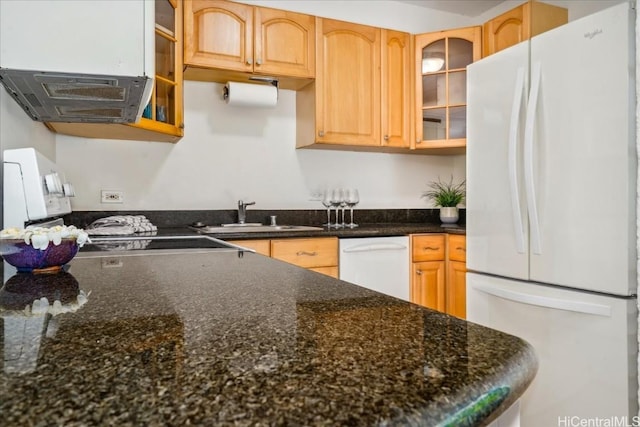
[92,239,153,251]
[86,215,158,236]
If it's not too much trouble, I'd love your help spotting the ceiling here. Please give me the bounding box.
[394,0,506,17]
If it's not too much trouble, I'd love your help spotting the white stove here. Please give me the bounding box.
[3,148,75,229]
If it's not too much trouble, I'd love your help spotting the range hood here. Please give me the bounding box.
[0,0,155,124]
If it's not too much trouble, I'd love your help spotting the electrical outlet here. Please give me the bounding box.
[101,190,123,204]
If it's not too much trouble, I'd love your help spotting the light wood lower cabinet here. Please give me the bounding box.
[271,238,338,269]
[309,266,339,278]
[411,261,445,311]
[447,260,466,318]
[227,237,338,278]
[227,239,270,256]
[410,233,466,318]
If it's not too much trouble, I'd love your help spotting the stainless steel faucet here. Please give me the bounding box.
[237,200,255,224]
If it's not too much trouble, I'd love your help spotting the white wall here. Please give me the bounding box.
[56,82,460,210]
[5,0,622,213]
[52,0,472,212]
[474,0,624,23]
[237,0,475,32]
[0,90,56,159]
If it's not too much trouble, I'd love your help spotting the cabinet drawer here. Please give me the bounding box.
[448,235,466,262]
[309,266,339,278]
[412,235,446,261]
[227,240,271,256]
[271,238,338,268]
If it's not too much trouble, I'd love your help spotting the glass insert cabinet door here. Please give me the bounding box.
[414,27,481,151]
[137,0,184,141]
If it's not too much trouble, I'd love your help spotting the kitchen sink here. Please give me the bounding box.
[191,225,324,233]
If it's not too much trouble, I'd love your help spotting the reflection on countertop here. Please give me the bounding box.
[0,248,533,426]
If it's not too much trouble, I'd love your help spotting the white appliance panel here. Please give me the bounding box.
[3,148,73,229]
[339,236,410,301]
[527,2,636,296]
[467,42,529,281]
[467,272,638,426]
[0,0,154,76]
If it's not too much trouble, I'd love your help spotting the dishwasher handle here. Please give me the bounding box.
[342,242,407,253]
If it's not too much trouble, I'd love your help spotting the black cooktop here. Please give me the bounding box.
[80,235,240,253]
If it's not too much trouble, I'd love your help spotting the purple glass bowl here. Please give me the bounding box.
[0,239,79,272]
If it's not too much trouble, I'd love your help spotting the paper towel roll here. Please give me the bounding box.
[224,81,278,108]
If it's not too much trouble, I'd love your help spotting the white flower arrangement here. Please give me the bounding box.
[0,290,90,318]
[25,290,90,317]
[0,225,90,250]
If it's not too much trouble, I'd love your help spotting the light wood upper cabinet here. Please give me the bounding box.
[382,29,412,148]
[254,7,315,78]
[315,18,381,146]
[414,26,481,154]
[483,1,567,57]
[183,0,315,88]
[297,19,412,150]
[184,0,253,72]
[46,0,184,143]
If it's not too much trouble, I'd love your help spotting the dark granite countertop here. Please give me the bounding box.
[0,249,535,426]
[203,223,466,240]
[65,209,466,240]
[142,223,465,241]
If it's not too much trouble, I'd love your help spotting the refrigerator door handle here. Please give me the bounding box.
[524,62,542,255]
[472,283,612,317]
[509,67,526,254]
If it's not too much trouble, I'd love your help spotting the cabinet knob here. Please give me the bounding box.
[416,270,422,275]
[384,135,389,141]
[416,139,421,143]
[318,131,325,137]
[256,59,262,66]
[246,59,253,65]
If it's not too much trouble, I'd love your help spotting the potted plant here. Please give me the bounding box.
[421,176,465,224]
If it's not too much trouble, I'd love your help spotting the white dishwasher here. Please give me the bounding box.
[339,236,410,301]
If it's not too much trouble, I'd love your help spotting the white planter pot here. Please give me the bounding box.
[439,207,459,224]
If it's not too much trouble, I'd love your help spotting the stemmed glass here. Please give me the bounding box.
[330,188,344,228]
[345,189,360,228]
[339,189,348,227]
[321,190,333,227]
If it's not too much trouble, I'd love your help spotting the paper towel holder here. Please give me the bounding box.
[223,77,279,101]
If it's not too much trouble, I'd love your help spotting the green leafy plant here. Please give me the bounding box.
[421,176,466,207]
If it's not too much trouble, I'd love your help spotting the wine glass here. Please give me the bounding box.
[321,190,333,227]
[338,189,348,227]
[330,188,344,228]
[345,189,360,228]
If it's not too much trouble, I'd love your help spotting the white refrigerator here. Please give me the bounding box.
[466,2,638,426]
